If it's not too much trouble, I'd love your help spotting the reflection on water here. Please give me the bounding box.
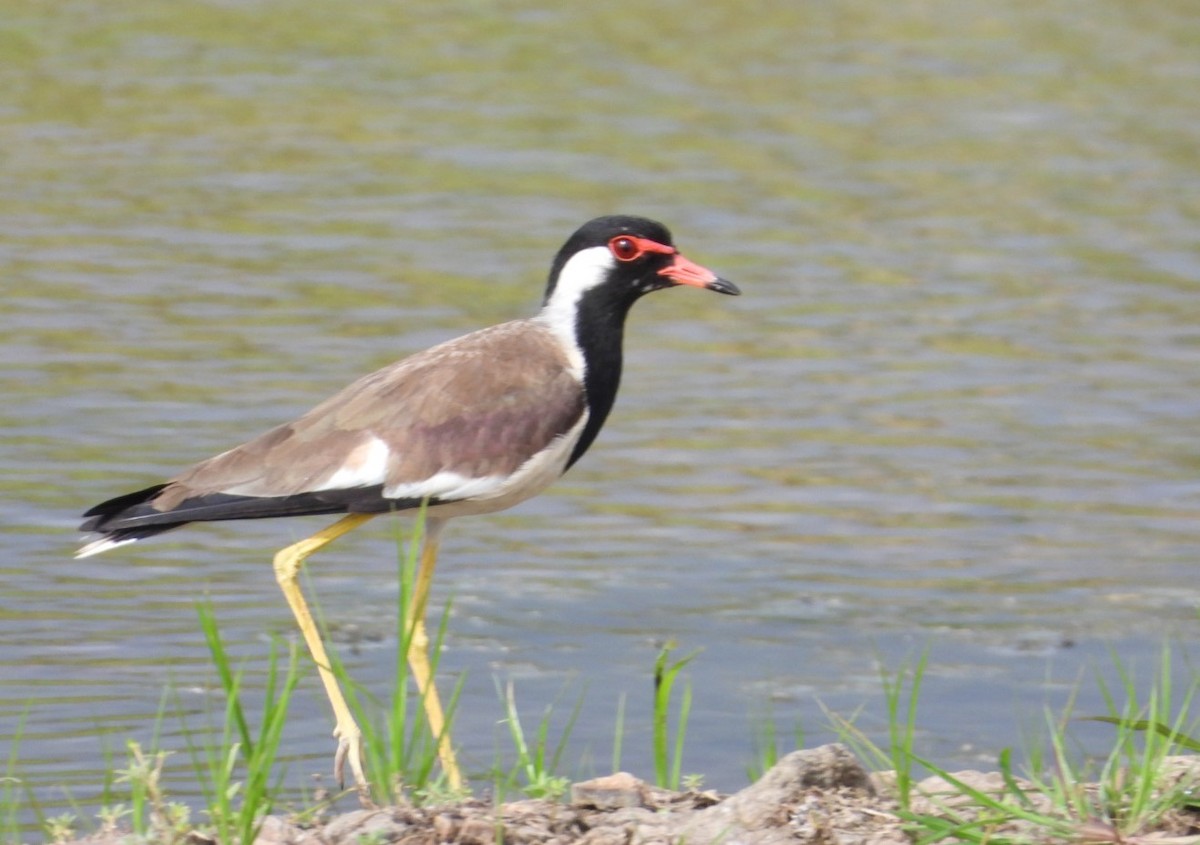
[2,0,1199,834]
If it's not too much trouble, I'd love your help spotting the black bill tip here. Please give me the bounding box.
[706,277,741,296]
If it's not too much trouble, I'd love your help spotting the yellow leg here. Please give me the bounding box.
[407,517,464,790]
[272,512,376,804]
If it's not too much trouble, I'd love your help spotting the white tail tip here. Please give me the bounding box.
[75,537,137,559]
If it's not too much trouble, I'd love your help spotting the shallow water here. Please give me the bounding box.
[2,0,1199,834]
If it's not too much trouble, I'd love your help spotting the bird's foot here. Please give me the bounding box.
[333,727,375,809]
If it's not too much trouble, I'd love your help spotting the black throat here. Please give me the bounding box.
[564,286,638,469]
[542,215,681,471]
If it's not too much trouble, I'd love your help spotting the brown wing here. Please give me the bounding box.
[152,319,586,511]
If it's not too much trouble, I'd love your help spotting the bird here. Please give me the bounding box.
[76,214,740,802]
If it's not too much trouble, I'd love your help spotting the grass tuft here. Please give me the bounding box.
[494,679,578,800]
[183,601,302,843]
[838,643,1200,845]
[746,703,804,783]
[652,641,700,790]
[825,650,929,811]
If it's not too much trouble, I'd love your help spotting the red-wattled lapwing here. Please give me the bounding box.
[76,214,739,801]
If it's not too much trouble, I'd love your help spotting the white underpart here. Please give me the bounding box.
[405,412,590,519]
[385,470,508,501]
[533,245,615,381]
[75,536,137,559]
[313,434,391,491]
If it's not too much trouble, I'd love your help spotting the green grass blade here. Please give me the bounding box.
[611,692,626,774]
[652,642,700,789]
[671,681,693,790]
[198,600,254,757]
[1081,717,1200,752]
[996,747,1035,811]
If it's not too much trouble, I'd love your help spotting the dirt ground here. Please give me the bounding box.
[64,743,1200,845]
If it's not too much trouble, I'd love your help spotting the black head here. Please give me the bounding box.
[541,215,739,311]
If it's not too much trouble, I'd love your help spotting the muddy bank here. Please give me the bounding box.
[64,744,1200,845]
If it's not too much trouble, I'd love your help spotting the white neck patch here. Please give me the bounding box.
[534,245,615,379]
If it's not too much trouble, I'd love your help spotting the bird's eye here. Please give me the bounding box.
[609,236,642,262]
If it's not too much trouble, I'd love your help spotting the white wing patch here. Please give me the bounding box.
[314,435,391,491]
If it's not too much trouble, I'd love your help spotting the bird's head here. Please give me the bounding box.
[542,215,740,314]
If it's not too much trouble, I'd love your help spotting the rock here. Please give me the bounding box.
[676,744,884,845]
[252,815,294,845]
[280,807,408,844]
[571,772,646,809]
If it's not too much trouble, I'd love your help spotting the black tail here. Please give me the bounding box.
[81,484,171,531]
[77,483,187,553]
[78,482,428,554]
